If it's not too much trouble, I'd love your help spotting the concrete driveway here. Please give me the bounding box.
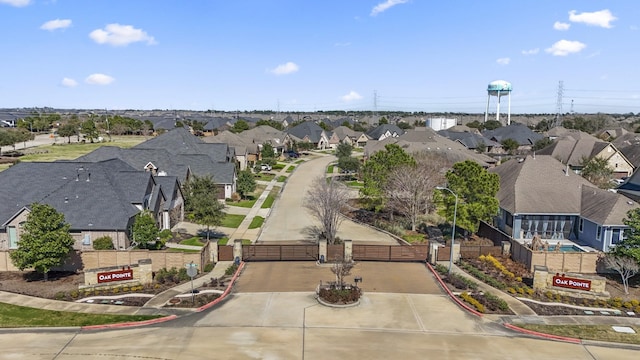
[235,261,442,294]
[258,154,397,244]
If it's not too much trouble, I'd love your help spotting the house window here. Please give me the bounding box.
[8,226,17,249]
[612,229,622,245]
[579,218,584,233]
[505,212,513,227]
[596,226,602,241]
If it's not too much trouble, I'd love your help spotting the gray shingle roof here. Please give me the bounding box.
[366,124,404,140]
[489,155,594,215]
[0,160,150,230]
[580,186,639,226]
[287,121,326,143]
[483,123,543,146]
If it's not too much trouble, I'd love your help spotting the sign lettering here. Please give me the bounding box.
[97,269,133,283]
[552,275,591,291]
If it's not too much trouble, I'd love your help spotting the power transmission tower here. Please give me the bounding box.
[373,90,378,116]
[554,81,564,128]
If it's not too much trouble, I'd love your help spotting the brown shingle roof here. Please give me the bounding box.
[580,186,639,225]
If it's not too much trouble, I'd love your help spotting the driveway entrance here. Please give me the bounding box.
[235,261,442,294]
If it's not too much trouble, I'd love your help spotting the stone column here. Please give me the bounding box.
[344,239,353,262]
[318,239,327,263]
[501,241,511,256]
[233,239,243,263]
[532,265,548,290]
[452,242,461,263]
[211,240,219,263]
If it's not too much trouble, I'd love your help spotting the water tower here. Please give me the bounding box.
[484,80,512,125]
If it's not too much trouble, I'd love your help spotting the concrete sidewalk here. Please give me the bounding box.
[0,261,235,317]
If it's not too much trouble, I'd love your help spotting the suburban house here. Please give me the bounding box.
[328,126,369,148]
[483,123,543,153]
[616,169,640,201]
[0,159,184,251]
[438,128,500,153]
[579,185,639,252]
[364,128,496,167]
[613,132,640,169]
[235,125,289,158]
[366,124,405,141]
[202,130,254,170]
[286,121,329,149]
[490,155,638,251]
[79,128,237,199]
[536,131,634,178]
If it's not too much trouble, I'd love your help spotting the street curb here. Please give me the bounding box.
[81,314,178,331]
[503,323,582,344]
[425,263,483,318]
[196,261,245,312]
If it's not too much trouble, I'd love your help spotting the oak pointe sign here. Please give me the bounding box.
[552,274,591,291]
[97,269,134,284]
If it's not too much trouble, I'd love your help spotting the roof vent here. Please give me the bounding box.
[628,201,635,205]
[64,197,68,203]
[517,158,524,163]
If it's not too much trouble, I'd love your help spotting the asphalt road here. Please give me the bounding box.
[258,154,397,244]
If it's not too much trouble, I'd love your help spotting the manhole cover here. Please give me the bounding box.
[168,298,181,304]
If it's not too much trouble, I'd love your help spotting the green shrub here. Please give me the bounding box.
[204,262,214,273]
[460,292,485,313]
[434,264,448,275]
[93,236,115,250]
[225,263,239,276]
[484,292,510,311]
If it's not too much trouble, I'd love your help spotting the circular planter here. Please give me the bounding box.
[317,295,360,308]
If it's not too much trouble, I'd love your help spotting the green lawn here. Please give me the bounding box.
[518,324,640,345]
[294,159,305,164]
[248,216,265,229]
[327,165,334,173]
[226,198,257,208]
[276,175,286,182]
[254,173,276,181]
[346,180,363,187]
[167,248,201,253]
[217,238,251,245]
[286,166,295,173]
[221,214,246,228]
[260,186,281,209]
[272,163,286,170]
[0,302,161,327]
[18,136,146,163]
[179,237,205,247]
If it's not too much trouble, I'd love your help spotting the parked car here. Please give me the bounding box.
[286,151,300,158]
[260,163,272,171]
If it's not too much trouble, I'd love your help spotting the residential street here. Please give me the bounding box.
[258,154,397,244]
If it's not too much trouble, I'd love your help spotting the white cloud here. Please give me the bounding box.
[89,23,156,46]
[545,40,586,56]
[0,0,31,7]
[85,73,115,85]
[61,78,78,87]
[270,62,299,75]
[521,48,539,55]
[569,9,617,28]
[553,21,570,31]
[40,19,72,31]
[341,91,363,102]
[370,0,408,16]
[496,57,510,65]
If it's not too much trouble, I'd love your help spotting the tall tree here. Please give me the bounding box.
[81,119,99,142]
[613,208,640,263]
[57,123,77,144]
[501,138,519,155]
[184,175,226,241]
[385,152,450,231]
[604,254,639,295]
[9,203,75,281]
[231,119,249,133]
[261,142,276,165]
[304,177,351,244]
[439,160,500,235]
[483,120,502,130]
[236,169,257,199]
[131,210,160,249]
[581,156,613,189]
[335,142,353,159]
[337,156,360,174]
[360,144,415,211]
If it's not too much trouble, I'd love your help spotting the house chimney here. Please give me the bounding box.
[86,172,90,182]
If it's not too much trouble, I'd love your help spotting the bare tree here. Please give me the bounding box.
[384,152,450,231]
[331,256,355,289]
[604,254,639,295]
[304,176,351,244]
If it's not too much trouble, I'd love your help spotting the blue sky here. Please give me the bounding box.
[1,0,638,114]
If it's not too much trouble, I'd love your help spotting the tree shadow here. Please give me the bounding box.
[302,225,323,242]
[198,228,228,240]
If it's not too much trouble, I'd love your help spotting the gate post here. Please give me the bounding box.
[344,239,353,262]
[211,240,219,263]
[233,239,243,262]
[318,239,327,263]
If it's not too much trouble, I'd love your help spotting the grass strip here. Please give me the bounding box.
[248,216,265,229]
[0,302,160,327]
[517,324,640,345]
[179,237,205,247]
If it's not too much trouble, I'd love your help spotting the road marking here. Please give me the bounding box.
[406,294,425,331]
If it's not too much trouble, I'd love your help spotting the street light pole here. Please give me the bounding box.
[436,186,458,274]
